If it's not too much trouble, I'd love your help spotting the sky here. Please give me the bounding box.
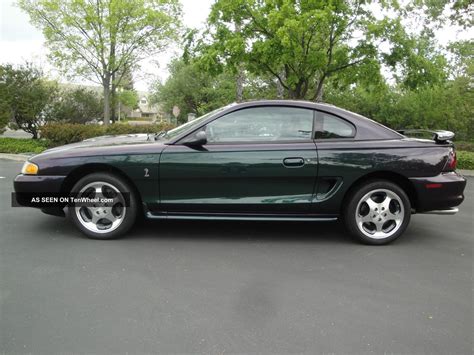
[0,0,213,91]
[0,0,470,92]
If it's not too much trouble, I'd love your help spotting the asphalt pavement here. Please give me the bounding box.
[0,159,472,354]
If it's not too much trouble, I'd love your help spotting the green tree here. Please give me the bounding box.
[19,0,182,125]
[199,0,401,101]
[117,89,139,110]
[49,87,103,124]
[447,40,474,139]
[412,0,474,28]
[383,30,448,90]
[448,40,474,78]
[112,66,136,122]
[0,64,57,139]
[325,73,473,141]
[151,58,278,122]
[151,59,235,122]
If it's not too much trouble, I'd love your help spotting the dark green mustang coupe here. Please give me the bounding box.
[14,100,466,244]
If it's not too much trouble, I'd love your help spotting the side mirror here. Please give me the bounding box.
[184,130,207,146]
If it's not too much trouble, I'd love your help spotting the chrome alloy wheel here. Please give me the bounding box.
[355,188,405,239]
[74,181,126,234]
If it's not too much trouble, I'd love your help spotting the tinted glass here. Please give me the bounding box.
[314,111,355,139]
[163,105,230,140]
[205,106,314,143]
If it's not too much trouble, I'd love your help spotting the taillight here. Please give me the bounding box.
[443,148,457,172]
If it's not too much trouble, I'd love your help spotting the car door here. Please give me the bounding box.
[158,106,318,214]
[311,110,358,213]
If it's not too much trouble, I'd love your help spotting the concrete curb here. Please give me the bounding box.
[1,152,474,176]
[0,153,31,162]
[458,169,474,177]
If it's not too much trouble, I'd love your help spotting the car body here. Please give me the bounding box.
[14,100,467,244]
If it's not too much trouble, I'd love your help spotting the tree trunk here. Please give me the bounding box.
[103,76,111,125]
[314,77,326,102]
[288,80,305,99]
[234,21,244,102]
[110,72,116,123]
[236,66,244,102]
[276,69,286,99]
[27,121,38,139]
[110,90,116,124]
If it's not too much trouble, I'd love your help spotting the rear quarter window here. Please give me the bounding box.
[314,111,355,139]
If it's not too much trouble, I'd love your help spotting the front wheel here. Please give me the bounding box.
[344,180,411,245]
[68,173,138,239]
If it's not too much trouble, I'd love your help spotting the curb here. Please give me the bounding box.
[0,153,31,162]
[458,169,474,177]
[1,152,473,176]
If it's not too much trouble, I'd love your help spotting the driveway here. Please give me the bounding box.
[0,159,472,354]
[0,129,33,139]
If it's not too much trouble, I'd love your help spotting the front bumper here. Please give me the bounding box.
[409,172,467,213]
[14,174,66,194]
[13,174,67,216]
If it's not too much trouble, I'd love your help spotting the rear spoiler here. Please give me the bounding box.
[397,129,454,143]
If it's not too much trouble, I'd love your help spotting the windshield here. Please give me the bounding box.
[161,106,231,140]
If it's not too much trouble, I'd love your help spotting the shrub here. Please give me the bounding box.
[457,151,474,170]
[48,87,103,124]
[0,64,58,139]
[40,122,175,146]
[0,137,49,154]
[40,124,103,146]
[454,141,474,152]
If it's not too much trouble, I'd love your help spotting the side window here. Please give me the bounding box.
[314,111,355,139]
[205,106,313,143]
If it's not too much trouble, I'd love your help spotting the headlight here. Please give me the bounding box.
[21,161,39,175]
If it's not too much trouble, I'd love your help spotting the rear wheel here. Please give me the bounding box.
[68,173,137,239]
[344,180,411,245]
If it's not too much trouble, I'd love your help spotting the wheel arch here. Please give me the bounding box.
[341,171,418,213]
[60,163,143,208]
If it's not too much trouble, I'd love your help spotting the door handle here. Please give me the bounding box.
[283,157,305,168]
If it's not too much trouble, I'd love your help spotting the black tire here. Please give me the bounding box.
[68,172,138,239]
[343,180,411,245]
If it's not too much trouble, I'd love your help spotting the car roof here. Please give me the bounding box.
[168,100,403,143]
[220,100,403,141]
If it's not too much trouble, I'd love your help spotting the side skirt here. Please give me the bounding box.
[146,212,338,222]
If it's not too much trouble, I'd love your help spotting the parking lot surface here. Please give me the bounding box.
[0,159,472,354]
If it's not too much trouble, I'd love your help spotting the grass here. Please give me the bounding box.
[1,136,474,170]
[0,137,49,154]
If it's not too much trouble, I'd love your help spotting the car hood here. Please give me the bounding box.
[32,134,167,161]
[47,134,153,150]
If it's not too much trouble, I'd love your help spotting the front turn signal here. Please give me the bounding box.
[21,161,39,175]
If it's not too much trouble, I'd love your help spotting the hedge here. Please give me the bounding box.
[457,151,474,170]
[40,122,176,146]
[0,137,49,154]
[454,141,474,152]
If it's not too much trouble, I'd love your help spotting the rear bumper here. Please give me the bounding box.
[409,172,467,213]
